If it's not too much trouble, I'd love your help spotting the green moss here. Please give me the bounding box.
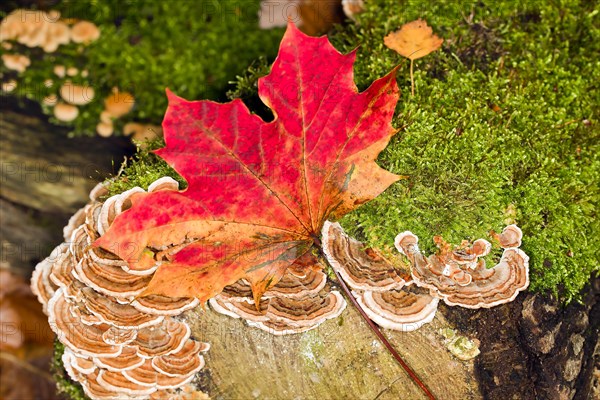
[1,0,283,136]
[106,138,185,197]
[331,0,599,303]
[52,341,87,400]
[227,0,600,303]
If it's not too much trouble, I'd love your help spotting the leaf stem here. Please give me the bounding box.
[410,59,415,96]
[325,257,437,400]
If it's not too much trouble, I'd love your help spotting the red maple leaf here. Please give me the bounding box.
[95,24,400,303]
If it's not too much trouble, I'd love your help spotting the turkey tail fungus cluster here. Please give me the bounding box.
[322,221,439,332]
[209,256,347,335]
[395,224,529,308]
[29,23,531,400]
[31,178,209,399]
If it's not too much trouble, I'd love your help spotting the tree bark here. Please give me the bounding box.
[0,99,132,276]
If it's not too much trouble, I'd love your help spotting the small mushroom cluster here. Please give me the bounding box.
[31,177,209,400]
[0,10,70,53]
[209,253,347,335]
[0,9,99,77]
[395,225,529,308]
[322,222,439,332]
[96,87,137,137]
[50,80,96,122]
[0,9,99,52]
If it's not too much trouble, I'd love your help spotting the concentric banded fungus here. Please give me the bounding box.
[31,177,209,399]
[494,224,523,248]
[152,340,209,377]
[322,221,439,331]
[134,319,191,358]
[395,227,529,309]
[94,347,144,372]
[321,221,406,291]
[354,287,439,332]
[47,290,122,358]
[209,259,346,335]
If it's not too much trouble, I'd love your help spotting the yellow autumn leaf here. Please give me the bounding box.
[384,18,443,60]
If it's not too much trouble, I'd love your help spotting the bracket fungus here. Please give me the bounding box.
[209,254,346,335]
[395,225,529,309]
[31,177,209,399]
[322,221,439,332]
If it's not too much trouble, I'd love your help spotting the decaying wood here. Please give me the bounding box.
[0,100,131,276]
[0,100,131,215]
[186,293,481,400]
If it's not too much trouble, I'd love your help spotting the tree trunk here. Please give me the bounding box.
[187,297,481,400]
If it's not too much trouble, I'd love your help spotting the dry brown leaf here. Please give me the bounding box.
[384,18,443,60]
[0,270,58,400]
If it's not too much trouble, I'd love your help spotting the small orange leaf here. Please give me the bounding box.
[384,19,443,60]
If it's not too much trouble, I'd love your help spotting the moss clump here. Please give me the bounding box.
[326,0,599,303]
[1,0,283,136]
[51,341,87,400]
[106,138,186,197]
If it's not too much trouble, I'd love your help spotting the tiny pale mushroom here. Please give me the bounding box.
[42,94,58,107]
[123,122,163,142]
[70,20,100,43]
[53,102,79,121]
[96,122,114,137]
[2,80,17,93]
[54,65,66,78]
[60,81,95,105]
[67,66,79,76]
[105,88,135,118]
